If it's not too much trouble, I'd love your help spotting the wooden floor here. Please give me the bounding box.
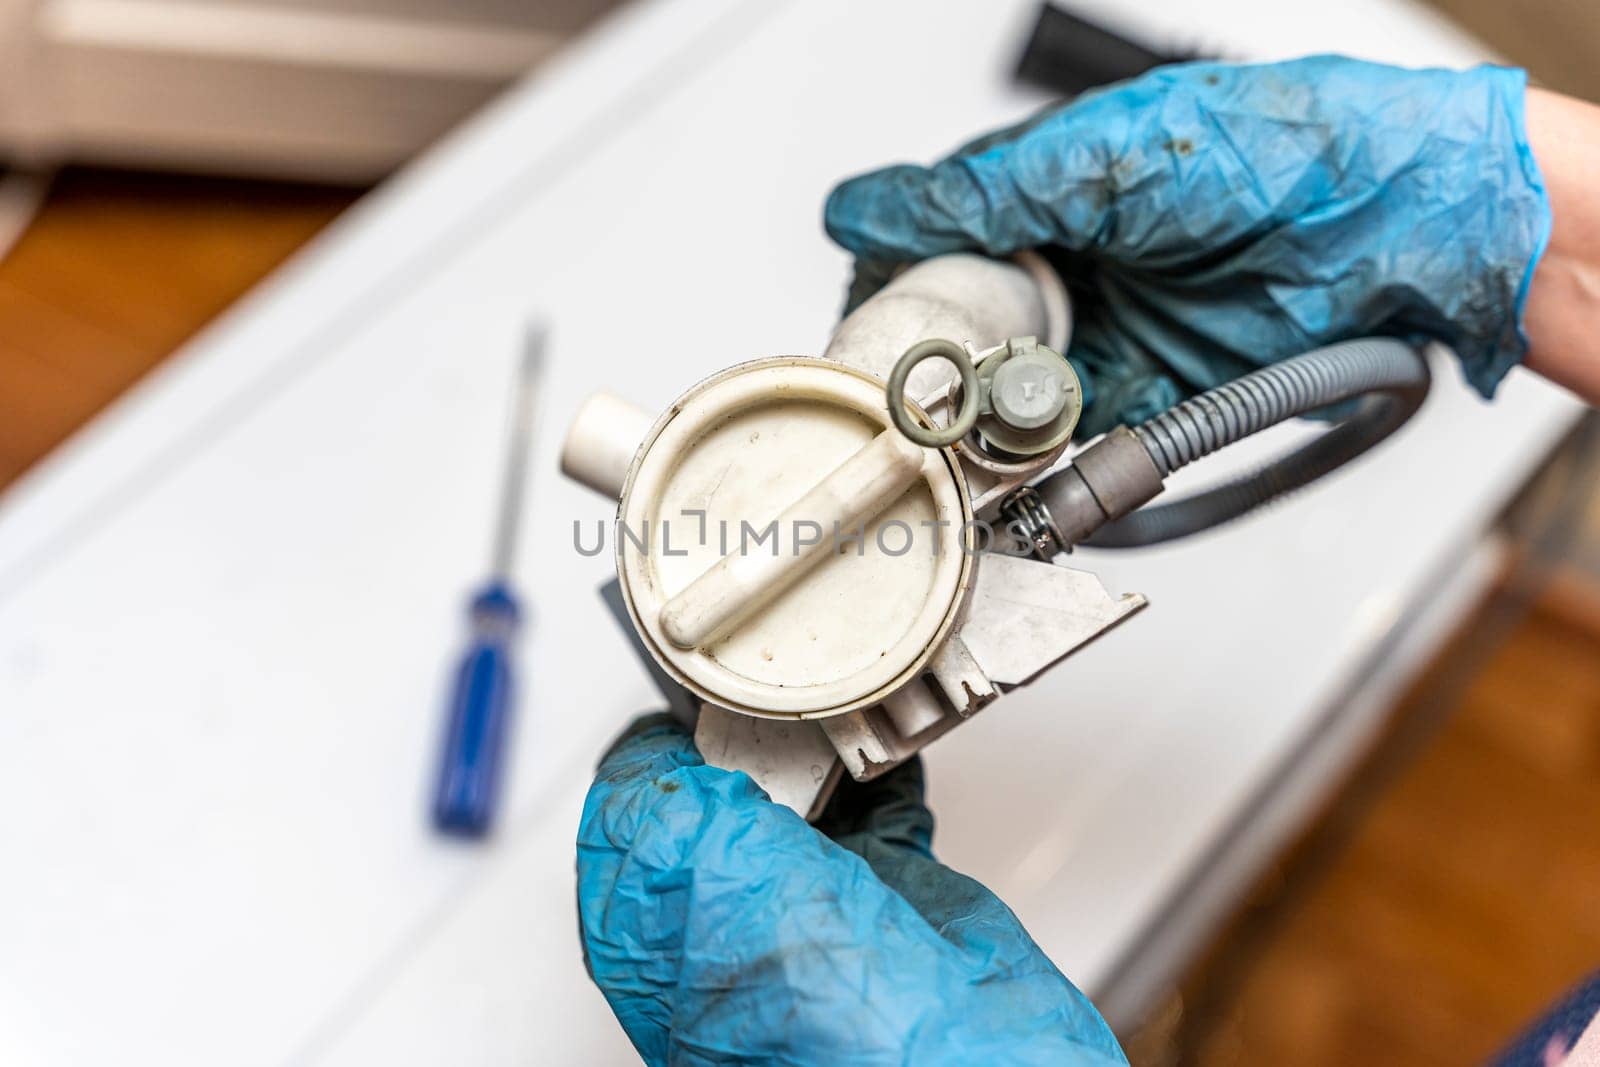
[1169,572,1600,1066]
[0,168,354,489]
[3,167,1600,1067]
[1426,0,1600,102]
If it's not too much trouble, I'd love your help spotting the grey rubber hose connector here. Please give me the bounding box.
[1086,338,1431,547]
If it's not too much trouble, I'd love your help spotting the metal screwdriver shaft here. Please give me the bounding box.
[489,326,544,580]
[432,325,545,837]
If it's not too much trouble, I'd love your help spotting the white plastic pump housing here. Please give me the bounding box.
[560,253,1145,818]
[618,356,972,719]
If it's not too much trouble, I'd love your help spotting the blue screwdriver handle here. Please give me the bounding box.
[432,580,522,836]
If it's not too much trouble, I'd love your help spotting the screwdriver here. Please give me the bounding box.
[431,325,546,837]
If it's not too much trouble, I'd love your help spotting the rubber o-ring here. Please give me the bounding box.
[886,338,980,449]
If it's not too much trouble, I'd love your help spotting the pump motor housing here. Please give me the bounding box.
[561,253,1148,817]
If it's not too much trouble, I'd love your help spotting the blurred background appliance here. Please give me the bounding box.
[0,0,621,181]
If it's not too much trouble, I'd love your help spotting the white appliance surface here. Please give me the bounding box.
[0,1,1577,1063]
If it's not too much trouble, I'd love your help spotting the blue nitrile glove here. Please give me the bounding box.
[577,715,1126,1066]
[825,56,1550,437]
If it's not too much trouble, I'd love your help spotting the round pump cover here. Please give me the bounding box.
[616,357,973,719]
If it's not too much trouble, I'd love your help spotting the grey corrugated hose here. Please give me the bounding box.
[1085,338,1431,547]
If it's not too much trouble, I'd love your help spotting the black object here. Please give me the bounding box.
[599,579,698,724]
[1014,3,1210,96]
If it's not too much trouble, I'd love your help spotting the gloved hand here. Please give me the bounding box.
[577,715,1127,1065]
[825,56,1550,437]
